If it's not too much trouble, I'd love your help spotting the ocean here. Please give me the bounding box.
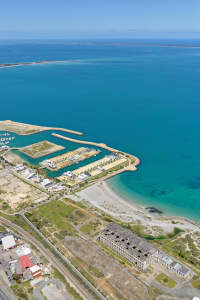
[1,39,200,220]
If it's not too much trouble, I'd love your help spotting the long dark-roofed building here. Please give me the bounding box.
[99,222,158,271]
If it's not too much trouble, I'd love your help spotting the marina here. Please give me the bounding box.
[0,134,15,147]
[58,152,129,187]
[40,147,101,171]
[1,40,200,222]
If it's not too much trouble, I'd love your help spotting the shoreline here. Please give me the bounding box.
[0,120,83,136]
[71,181,200,234]
[105,181,200,228]
[52,132,140,170]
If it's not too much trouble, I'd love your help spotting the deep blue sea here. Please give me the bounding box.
[1,39,200,220]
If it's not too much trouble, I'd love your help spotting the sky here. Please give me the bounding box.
[1,0,200,39]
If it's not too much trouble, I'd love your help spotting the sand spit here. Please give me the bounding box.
[0,120,83,136]
[71,181,199,235]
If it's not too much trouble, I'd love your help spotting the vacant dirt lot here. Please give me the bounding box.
[0,120,43,135]
[0,170,47,210]
[20,140,65,158]
[3,151,24,164]
[64,236,148,300]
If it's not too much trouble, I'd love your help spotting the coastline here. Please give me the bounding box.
[71,181,200,234]
[0,120,83,136]
[1,120,199,233]
[52,132,140,170]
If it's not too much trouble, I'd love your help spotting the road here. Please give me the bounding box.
[0,288,11,300]
[0,216,99,300]
[19,213,106,300]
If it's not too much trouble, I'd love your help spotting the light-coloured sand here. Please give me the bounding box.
[0,170,47,210]
[0,120,82,136]
[71,181,199,235]
[3,151,24,164]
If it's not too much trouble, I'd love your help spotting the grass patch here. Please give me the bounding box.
[80,220,100,236]
[129,225,184,241]
[72,256,104,279]
[88,265,104,278]
[161,236,200,270]
[11,281,33,300]
[191,279,200,290]
[69,209,87,224]
[70,257,97,287]
[0,225,6,232]
[26,200,77,235]
[155,273,177,288]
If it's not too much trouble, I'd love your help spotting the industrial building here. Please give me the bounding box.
[155,251,191,279]
[99,223,191,278]
[2,235,16,250]
[98,222,158,271]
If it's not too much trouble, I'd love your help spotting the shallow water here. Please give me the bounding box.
[1,39,200,220]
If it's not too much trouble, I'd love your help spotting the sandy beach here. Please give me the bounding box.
[70,181,199,235]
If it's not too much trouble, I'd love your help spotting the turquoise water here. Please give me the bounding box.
[2,130,109,178]
[1,39,200,220]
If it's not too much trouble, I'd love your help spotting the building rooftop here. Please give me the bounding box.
[30,265,40,274]
[2,235,16,250]
[157,251,190,276]
[19,255,33,272]
[100,223,157,261]
[15,245,31,257]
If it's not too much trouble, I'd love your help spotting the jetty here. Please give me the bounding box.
[52,133,140,171]
[0,120,83,136]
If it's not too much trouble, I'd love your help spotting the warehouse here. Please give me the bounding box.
[98,222,158,271]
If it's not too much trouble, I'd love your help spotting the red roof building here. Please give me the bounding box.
[19,255,33,272]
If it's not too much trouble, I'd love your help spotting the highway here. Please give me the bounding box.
[0,216,100,300]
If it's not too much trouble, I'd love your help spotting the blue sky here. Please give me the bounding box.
[1,0,200,38]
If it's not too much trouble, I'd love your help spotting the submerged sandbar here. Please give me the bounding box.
[0,60,66,69]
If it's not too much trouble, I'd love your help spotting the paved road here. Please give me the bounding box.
[0,216,96,300]
[0,288,11,300]
[20,213,105,300]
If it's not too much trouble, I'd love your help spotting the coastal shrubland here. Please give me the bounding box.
[191,276,200,290]
[160,234,200,271]
[104,219,184,241]
[80,219,101,236]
